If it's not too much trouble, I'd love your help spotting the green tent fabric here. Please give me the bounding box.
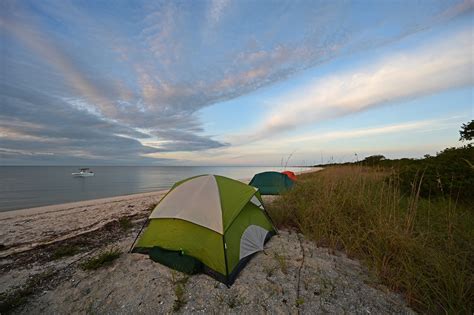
[132,174,276,285]
[249,171,295,195]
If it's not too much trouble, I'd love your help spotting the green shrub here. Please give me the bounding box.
[396,145,474,202]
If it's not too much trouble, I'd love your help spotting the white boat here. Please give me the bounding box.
[72,168,95,177]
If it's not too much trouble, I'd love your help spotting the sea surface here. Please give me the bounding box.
[0,166,312,212]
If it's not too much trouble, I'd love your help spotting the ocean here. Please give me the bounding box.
[0,166,312,212]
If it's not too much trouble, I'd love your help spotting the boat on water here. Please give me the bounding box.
[72,168,95,177]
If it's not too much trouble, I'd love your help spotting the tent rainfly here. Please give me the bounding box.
[249,171,295,195]
[281,171,297,181]
[132,174,276,285]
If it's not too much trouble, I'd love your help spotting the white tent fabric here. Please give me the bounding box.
[250,195,264,209]
[239,225,269,259]
[150,175,224,234]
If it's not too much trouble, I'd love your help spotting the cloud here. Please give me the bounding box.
[238,29,473,143]
[275,117,463,147]
[171,116,464,166]
[1,0,472,164]
[207,0,230,27]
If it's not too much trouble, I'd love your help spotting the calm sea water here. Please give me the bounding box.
[0,166,312,212]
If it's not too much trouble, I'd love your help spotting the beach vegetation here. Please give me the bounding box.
[171,271,188,312]
[52,245,80,259]
[225,293,243,309]
[295,298,305,306]
[80,248,121,270]
[0,270,55,314]
[118,217,133,230]
[315,146,474,202]
[273,252,288,275]
[218,293,244,309]
[267,166,473,313]
[263,265,276,278]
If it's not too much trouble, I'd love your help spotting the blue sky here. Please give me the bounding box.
[1,0,473,165]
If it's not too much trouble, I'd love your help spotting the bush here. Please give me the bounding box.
[396,145,474,202]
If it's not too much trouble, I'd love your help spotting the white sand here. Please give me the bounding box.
[0,191,167,258]
[16,231,413,314]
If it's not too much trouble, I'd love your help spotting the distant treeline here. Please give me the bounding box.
[314,144,474,202]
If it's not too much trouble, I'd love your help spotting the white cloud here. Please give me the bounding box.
[175,116,464,165]
[274,117,463,146]
[237,28,473,143]
[207,0,230,27]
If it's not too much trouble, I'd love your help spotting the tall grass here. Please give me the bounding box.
[267,166,473,313]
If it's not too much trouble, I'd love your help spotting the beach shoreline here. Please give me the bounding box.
[0,169,322,258]
[1,167,322,220]
[1,167,322,217]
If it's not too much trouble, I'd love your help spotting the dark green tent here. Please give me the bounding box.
[249,171,294,195]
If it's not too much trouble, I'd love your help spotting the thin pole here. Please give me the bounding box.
[128,219,148,253]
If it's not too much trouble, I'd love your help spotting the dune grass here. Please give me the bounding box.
[267,166,473,313]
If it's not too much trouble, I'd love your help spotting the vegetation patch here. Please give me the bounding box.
[52,245,80,260]
[225,293,243,309]
[80,248,122,270]
[0,270,55,314]
[218,293,244,309]
[273,253,288,275]
[295,298,305,306]
[263,265,276,278]
[118,217,133,230]
[171,271,189,312]
[267,166,474,313]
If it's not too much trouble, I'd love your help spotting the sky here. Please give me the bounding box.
[1,0,473,166]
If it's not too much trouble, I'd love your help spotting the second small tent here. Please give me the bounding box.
[249,171,295,195]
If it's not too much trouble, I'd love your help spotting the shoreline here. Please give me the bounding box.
[0,190,169,221]
[1,168,322,219]
[0,169,322,258]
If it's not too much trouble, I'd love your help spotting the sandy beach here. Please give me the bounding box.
[0,170,413,314]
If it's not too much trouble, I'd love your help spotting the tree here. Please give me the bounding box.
[362,155,386,165]
[459,120,474,142]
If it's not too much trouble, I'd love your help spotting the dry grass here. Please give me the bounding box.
[267,166,474,314]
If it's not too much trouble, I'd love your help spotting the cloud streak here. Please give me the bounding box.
[238,28,473,143]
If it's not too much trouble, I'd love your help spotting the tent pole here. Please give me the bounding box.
[222,235,230,287]
[260,198,279,234]
[128,219,148,253]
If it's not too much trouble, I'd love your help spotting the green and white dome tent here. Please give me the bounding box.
[132,174,276,285]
